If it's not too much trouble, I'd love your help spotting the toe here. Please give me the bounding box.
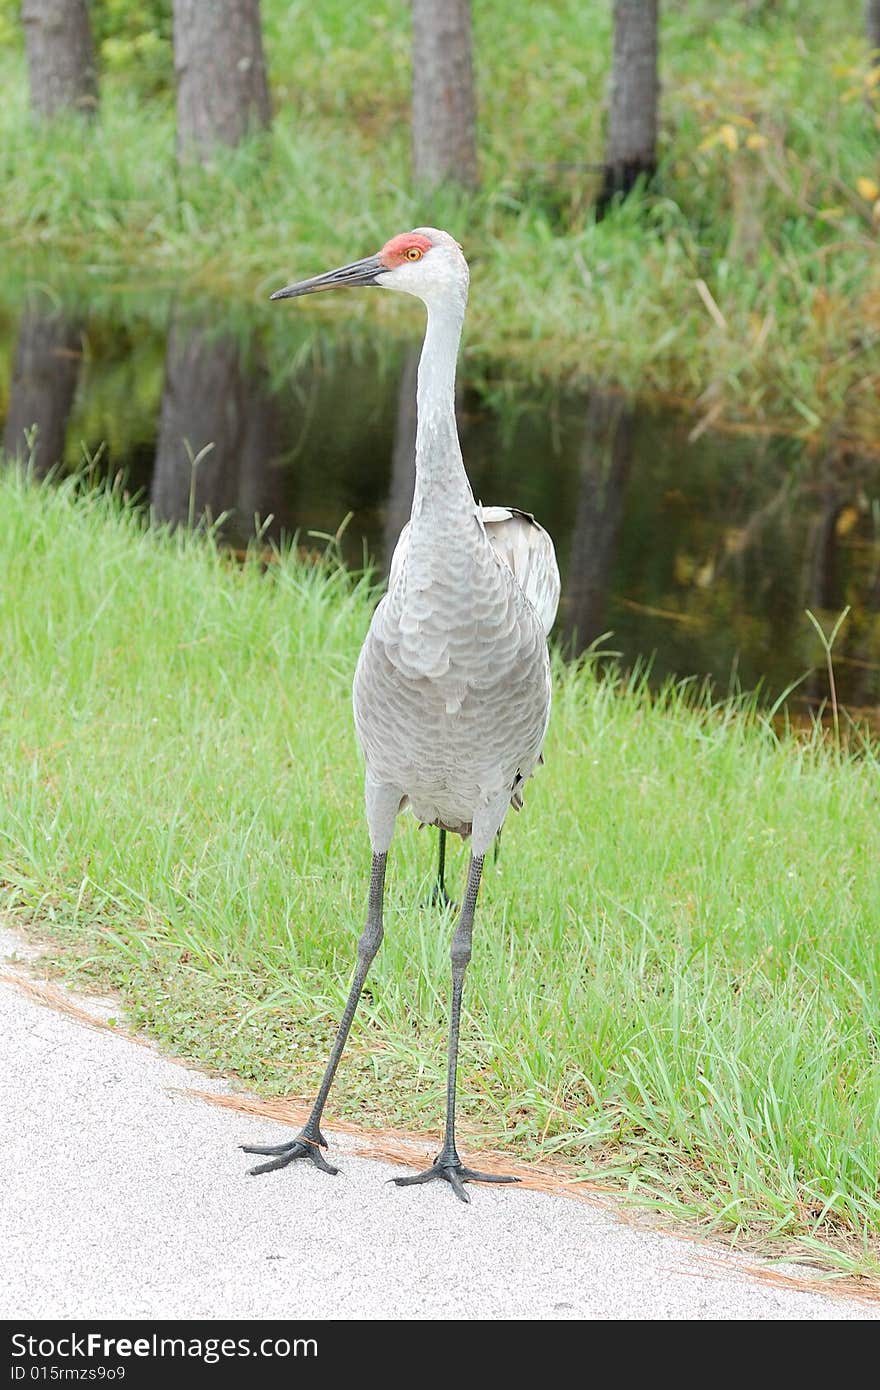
[444,1168,471,1203]
[241,1141,298,1157]
[247,1147,304,1176]
[392,1168,438,1187]
[460,1168,520,1184]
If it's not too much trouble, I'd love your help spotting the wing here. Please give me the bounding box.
[387,505,560,637]
[479,506,560,636]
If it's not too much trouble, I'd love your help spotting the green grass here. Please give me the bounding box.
[0,1,878,443]
[2,469,880,1276]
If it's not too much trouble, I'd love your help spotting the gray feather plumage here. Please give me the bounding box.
[355,501,557,854]
[388,505,560,638]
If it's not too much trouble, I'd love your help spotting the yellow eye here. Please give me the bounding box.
[405,247,423,261]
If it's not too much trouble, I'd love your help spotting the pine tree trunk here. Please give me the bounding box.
[600,0,659,209]
[3,308,82,476]
[21,0,97,120]
[868,0,880,59]
[412,0,479,190]
[172,0,271,163]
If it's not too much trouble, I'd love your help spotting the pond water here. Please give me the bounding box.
[3,292,880,717]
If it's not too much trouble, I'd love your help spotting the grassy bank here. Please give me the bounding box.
[2,470,880,1273]
[0,2,878,443]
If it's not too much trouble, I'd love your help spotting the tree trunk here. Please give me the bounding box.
[3,308,82,476]
[172,0,271,163]
[868,0,880,59]
[21,0,97,119]
[600,0,659,210]
[412,0,479,190]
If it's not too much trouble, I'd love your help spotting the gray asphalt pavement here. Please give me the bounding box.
[1,928,876,1321]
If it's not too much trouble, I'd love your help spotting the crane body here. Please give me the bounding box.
[243,228,559,1201]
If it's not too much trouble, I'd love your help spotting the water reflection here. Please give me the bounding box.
[3,306,82,476]
[383,344,419,574]
[152,319,285,538]
[561,393,634,653]
[2,296,880,714]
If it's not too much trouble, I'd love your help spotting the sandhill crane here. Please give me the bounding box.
[243,228,560,1201]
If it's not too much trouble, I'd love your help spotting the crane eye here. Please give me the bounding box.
[404,247,423,261]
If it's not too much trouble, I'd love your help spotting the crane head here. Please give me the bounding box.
[270,228,468,311]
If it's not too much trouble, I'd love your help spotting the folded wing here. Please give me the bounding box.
[388,505,560,637]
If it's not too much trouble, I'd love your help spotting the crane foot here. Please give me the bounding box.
[428,883,458,912]
[391,1148,519,1204]
[241,1126,339,1177]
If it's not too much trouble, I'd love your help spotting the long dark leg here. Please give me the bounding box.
[242,851,387,1177]
[393,853,519,1203]
[429,827,456,909]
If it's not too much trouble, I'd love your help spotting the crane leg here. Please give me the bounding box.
[430,827,501,912]
[242,851,387,1178]
[393,853,519,1203]
[430,827,457,910]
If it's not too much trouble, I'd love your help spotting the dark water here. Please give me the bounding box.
[3,295,880,716]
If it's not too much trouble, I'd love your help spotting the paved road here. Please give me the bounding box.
[1,931,875,1321]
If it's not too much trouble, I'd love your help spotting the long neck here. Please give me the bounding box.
[410,299,474,526]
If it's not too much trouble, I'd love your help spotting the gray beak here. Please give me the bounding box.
[270,253,385,301]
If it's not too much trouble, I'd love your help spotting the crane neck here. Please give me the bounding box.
[411,297,473,523]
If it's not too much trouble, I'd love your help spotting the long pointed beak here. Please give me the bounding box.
[270,253,385,301]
